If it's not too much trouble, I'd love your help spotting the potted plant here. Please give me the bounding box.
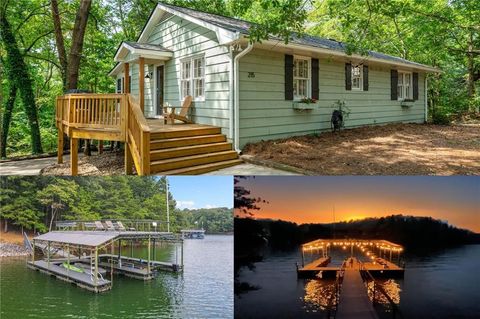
[293,97,318,110]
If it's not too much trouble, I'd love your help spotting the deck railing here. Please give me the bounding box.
[55,93,151,175]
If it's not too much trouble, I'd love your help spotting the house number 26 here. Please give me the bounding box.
[248,72,255,78]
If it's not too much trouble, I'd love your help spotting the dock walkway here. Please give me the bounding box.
[336,258,378,319]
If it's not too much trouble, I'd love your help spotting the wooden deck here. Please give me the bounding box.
[336,259,379,319]
[56,94,241,175]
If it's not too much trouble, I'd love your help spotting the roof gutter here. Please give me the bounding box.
[233,42,253,152]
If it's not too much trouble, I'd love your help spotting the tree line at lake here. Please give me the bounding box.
[235,215,480,258]
[1,0,478,157]
[0,176,233,234]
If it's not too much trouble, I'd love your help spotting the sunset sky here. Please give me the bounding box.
[235,176,480,233]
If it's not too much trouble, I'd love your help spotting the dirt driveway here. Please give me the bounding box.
[242,123,480,175]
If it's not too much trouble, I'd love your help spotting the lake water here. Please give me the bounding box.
[235,244,480,319]
[0,235,233,319]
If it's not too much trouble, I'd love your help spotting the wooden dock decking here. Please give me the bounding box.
[297,256,340,278]
[27,260,111,293]
[336,258,379,319]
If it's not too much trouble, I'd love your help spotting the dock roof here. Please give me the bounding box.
[34,231,180,248]
[34,231,118,247]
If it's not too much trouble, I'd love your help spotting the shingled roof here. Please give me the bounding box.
[158,2,435,70]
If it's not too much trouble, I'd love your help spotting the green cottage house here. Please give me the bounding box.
[56,2,438,175]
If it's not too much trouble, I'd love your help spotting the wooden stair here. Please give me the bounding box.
[148,126,241,175]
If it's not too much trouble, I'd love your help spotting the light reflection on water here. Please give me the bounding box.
[235,245,480,319]
[303,279,336,312]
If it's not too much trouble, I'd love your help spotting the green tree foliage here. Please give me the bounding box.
[2,0,476,156]
[308,0,480,119]
[179,207,233,233]
[0,176,232,234]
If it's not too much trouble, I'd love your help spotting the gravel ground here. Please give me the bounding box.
[0,242,29,257]
[243,123,480,175]
[41,150,125,175]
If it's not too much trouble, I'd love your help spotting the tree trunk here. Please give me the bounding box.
[4,219,7,233]
[49,207,57,232]
[0,11,43,154]
[466,33,476,112]
[50,0,68,89]
[67,0,92,90]
[1,81,16,158]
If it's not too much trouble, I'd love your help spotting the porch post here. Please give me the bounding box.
[57,126,64,164]
[139,57,145,113]
[70,137,78,176]
[125,146,133,175]
[124,63,130,94]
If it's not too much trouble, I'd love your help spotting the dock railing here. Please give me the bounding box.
[359,261,403,319]
[55,220,170,233]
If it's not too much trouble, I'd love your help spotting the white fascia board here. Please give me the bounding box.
[108,62,124,77]
[264,40,440,73]
[138,4,240,45]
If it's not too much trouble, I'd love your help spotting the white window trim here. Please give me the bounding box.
[351,65,363,91]
[397,70,413,101]
[293,55,311,101]
[180,54,205,102]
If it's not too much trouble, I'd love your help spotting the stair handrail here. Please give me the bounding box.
[126,94,151,175]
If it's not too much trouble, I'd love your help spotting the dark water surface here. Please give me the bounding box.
[1,235,233,319]
[235,244,480,319]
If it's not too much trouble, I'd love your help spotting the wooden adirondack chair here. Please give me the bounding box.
[163,95,193,124]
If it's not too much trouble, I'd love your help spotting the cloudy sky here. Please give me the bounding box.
[236,176,480,232]
[168,176,233,210]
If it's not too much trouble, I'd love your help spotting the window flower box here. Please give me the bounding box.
[400,99,414,108]
[293,98,318,110]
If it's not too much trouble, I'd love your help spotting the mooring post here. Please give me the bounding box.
[118,239,122,268]
[147,235,151,275]
[111,241,114,287]
[32,239,35,263]
[66,244,70,276]
[47,242,51,269]
[130,240,133,258]
[94,247,98,286]
[301,248,305,267]
[153,239,156,261]
[181,241,184,269]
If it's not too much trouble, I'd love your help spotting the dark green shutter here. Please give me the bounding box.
[413,72,419,100]
[391,70,398,100]
[285,54,294,100]
[311,58,319,99]
[345,63,352,90]
[363,65,369,91]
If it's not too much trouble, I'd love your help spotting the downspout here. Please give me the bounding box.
[229,48,235,141]
[424,75,428,123]
[233,42,253,152]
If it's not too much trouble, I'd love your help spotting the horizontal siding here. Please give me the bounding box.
[146,15,231,136]
[239,48,425,147]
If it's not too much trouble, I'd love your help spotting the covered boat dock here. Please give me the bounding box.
[28,230,183,293]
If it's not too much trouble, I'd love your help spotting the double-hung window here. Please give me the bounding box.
[293,56,310,99]
[351,65,363,90]
[397,71,412,100]
[181,56,205,100]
